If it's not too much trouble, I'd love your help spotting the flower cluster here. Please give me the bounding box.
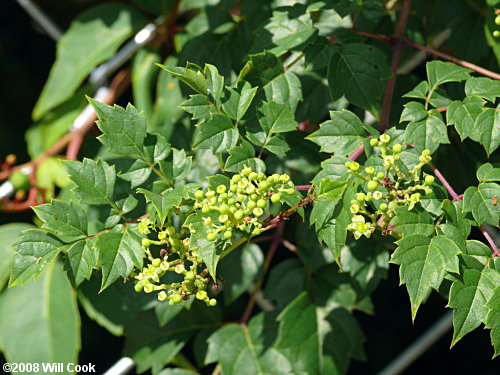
[345,134,435,238]
[193,167,295,242]
[134,221,216,306]
[132,167,297,306]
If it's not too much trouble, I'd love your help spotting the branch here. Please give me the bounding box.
[0,68,131,183]
[428,163,459,201]
[351,29,500,80]
[378,0,413,132]
[240,224,284,324]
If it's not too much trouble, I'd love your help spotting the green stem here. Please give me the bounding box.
[219,236,248,260]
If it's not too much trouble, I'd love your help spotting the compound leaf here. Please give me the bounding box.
[33,200,88,239]
[462,182,500,226]
[193,114,238,154]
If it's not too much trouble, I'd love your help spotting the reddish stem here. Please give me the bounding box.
[480,226,500,257]
[429,163,459,200]
[349,143,365,160]
[295,185,311,191]
[240,224,284,324]
[378,0,413,132]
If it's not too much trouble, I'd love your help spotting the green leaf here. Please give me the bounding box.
[446,96,485,140]
[307,110,367,155]
[437,200,471,250]
[252,10,317,56]
[0,261,80,371]
[138,185,191,225]
[90,99,147,155]
[403,80,428,100]
[390,206,435,237]
[193,114,238,154]
[157,64,208,95]
[317,179,348,200]
[274,293,365,375]
[125,304,220,374]
[469,105,500,156]
[9,230,65,287]
[400,101,428,122]
[180,94,217,120]
[263,70,303,113]
[0,223,35,289]
[404,110,449,154]
[328,43,390,117]
[64,240,97,287]
[246,129,291,156]
[159,148,193,183]
[185,212,226,279]
[485,286,500,358]
[206,314,293,375]
[426,61,471,93]
[465,77,500,103]
[222,81,258,123]
[391,234,461,319]
[96,226,144,291]
[258,101,298,134]
[65,158,116,205]
[449,241,500,346]
[240,51,284,87]
[33,4,145,119]
[312,156,350,185]
[218,244,264,305]
[33,200,88,239]
[225,140,265,173]
[310,184,354,261]
[205,64,224,107]
[462,182,500,226]
[477,163,500,182]
[264,259,307,309]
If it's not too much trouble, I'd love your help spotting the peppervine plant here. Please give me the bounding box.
[1,1,499,374]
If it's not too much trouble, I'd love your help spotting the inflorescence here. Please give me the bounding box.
[345,134,434,239]
[133,167,296,306]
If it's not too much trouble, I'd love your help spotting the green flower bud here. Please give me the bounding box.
[142,238,151,247]
[219,214,229,223]
[424,175,435,185]
[248,172,258,181]
[280,174,290,183]
[367,181,378,190]
[175,264,185,274]
[247,200,257,209]
[220,204,229,214]
[379,134,391,143]
[185,271,196,281]
[379,203,388,212]
[242,167,252,176]
[257,199,266,208]
[370,138,379,147]
[172,294,183,304]
[203,217,213,225]
[134,283,143,292]
[373,191,383,200]
[232,174,241,183]
[365,192,373,202]
[422,149,431,156]
[207,233,216,241]
[250,194,259,201]
[234,210,244,220]
[209,298,217,306]
[158,291,167,301]
[259,181,270,190]
[252,228,262,236]
[144,284,154,293]
[271,193,282,203]
[202,205,210,214]
[195,190,204,200]
[365,166,375,175]
[345,161,360,171]
[496,14,500,26]
[238,223,247,230]
[494,30,500,38]
[196,290,208,300]
[376,172,385,180]
[388,201,399,210]
[392,144,402,153]
[223,230,232,239]
[356,193,366,202]
[158,231,167,240]
[9,171,30,190]
[206,190,215,198]
[286,188,295,195]
[253,207,264,217]
[152,258,162,268]
[217,185,227,194]
[246,185,256,194]
[394,154,400,161]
